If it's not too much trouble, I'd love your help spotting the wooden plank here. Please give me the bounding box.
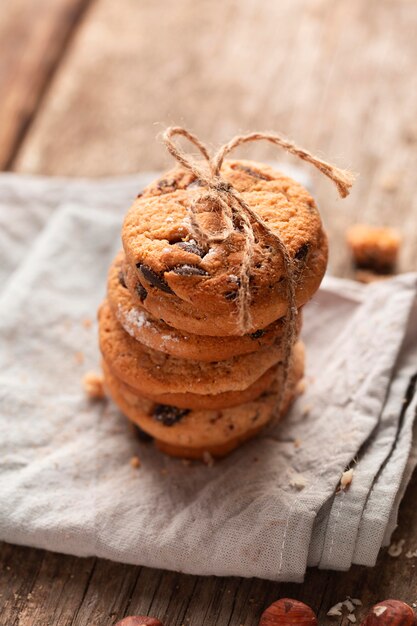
[1,471,417,625]
[14,0,417,274]
[0,0,93,169]
[12,552,95,626]
[70,560,139,626]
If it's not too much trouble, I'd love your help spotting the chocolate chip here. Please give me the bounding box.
[133,424,153,442]
[153,404,190,426]
[174,240,206,257]
[295,243,309,261]
[172,265,208,276]
[137,264,174,295]
[118,270,127,289]
[157,178,177,193]
[234,164,272,181]
[259,391,270,400]
[250,329,265,339]
[136,282,148,301]
[233,216,245,232]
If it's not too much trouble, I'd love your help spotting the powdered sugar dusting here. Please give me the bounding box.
[118,304,180,345]
[160,334,179,343]
[117,304,152,336]
[203,246,218,259]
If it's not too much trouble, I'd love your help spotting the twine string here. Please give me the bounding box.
[212,132,355,198]
[162,126,354,415]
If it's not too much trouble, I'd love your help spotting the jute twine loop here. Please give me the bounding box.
[162,126,354,416]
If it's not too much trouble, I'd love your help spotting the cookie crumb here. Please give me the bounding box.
[202,451,214,467]
[388,538,405,557]
[289,472,307,490]
[82,371,105,399]
[340,468,354,490]
[346,224,401,274]
[74,351,85,365]
[295,378,307,394]
[130,455,141,469]
[82,317,92,329]
[293,438,302,449]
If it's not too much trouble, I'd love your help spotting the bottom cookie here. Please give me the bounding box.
[154,424,268,460]
[104,342,305,459]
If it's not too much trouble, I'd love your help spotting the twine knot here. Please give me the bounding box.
[213,180,233,193]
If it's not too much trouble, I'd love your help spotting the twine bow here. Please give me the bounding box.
[162,126,354,414]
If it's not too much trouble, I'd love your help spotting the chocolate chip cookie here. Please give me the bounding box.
[103,341,304,459]
[109,251,302,362]
[99,300,301,397]
[103,361,278,410]
[122,159,327,335]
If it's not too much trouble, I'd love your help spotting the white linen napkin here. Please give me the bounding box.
[0,173,416,582]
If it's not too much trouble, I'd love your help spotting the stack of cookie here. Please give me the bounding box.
[99,158,328,459]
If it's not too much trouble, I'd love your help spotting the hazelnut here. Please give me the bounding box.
[360,600,416,625]
[259,598,318,625]
[115,617,164,626]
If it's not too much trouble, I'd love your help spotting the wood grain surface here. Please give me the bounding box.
[0,0,94,170]
[1,0,417,624]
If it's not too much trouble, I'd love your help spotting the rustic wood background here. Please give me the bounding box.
[1,0,417,624]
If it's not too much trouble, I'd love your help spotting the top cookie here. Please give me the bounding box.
[122,159,328,336]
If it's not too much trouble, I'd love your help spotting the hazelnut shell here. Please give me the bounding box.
[115,617,164,626]
[259,598,318,625]
[360,599,416,625]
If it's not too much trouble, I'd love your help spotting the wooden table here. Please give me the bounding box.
[1,1,417,624]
